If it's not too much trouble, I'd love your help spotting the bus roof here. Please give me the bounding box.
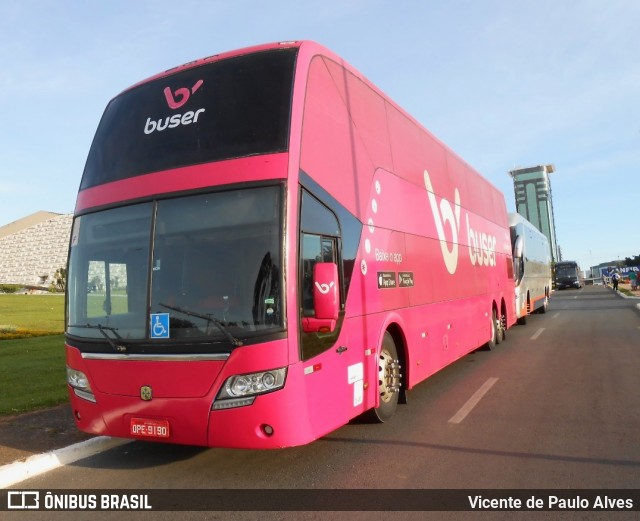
[123,41,305,94]
[121,40,500,194]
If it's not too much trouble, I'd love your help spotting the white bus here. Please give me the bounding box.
[509,213,552,324]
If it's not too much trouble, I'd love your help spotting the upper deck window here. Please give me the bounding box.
[81,48,297,190]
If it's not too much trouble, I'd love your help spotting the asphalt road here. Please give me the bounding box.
[5,286,640,520]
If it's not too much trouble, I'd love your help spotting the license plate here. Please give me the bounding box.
[130,418,170,438]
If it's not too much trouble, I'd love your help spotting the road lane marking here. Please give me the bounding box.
[552,312,560,319]
[531,328,545,340]
[448,377,499,424]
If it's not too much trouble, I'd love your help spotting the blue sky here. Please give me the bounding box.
[1,0,638,271]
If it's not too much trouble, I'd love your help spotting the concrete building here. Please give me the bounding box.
[0,212,73,287]
[509,164,560,263]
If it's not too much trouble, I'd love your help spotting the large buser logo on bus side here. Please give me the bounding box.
[424,170,461,275]
[144,79,206,135]
[424,169,497,274]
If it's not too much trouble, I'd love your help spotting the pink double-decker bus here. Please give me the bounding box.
[66,41,516,448]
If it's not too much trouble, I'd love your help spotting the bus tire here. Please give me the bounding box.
[499,304,507,342]
[539,295,548,314]
[363,332,401,423]
[517,295,530,325]
[484,308,500,350]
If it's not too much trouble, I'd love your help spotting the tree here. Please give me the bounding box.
[52,267,67,292]
[624,255,640,266]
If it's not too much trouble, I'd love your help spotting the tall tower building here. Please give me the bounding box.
[509,164,560,263]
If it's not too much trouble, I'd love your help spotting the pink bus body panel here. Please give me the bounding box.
[67,41,515,449]
[75,154,289,212]
[296,45,514,385]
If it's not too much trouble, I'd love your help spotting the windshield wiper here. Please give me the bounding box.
[159,302,243,347]
[68,323,128,353]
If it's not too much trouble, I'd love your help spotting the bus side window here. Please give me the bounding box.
[299,188,342,360]
[301,234,336,316]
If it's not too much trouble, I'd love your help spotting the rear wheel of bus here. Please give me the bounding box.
[485,307,501,350]
[499,302,507,342]
[539,293,549,314]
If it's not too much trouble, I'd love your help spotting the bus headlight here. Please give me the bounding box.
[213,368,287,410]
[66,366,96,403]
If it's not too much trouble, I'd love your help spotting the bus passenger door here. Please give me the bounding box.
[299,231,364,435]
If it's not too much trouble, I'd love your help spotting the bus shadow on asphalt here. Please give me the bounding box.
[321,435,640,469]
[71,441,207,470]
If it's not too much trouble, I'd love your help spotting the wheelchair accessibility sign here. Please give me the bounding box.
[150,313,170,339]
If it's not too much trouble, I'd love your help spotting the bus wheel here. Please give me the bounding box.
[517,296,529,325]
[484,308,499,350]
[495,307,503,345]
[499,307,507,342]
[539,295,548,314]
[365,332,401,423]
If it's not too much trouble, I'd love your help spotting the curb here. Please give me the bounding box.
[0,436,129,488]
[608,287,640,301]
[612,290,640,316]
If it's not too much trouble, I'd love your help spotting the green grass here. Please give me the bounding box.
[0,293,65,338]
[0,334,68,415]
[0,295,68,415]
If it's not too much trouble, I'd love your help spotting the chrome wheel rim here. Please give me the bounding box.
[379,348,400,403]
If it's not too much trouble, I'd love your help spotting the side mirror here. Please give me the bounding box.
[302,262,339,333]
[513,235,524,259]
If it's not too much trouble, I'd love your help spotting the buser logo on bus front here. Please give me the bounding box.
[164,79,203,109]
[140,386,152,401]
[143,79,206,135]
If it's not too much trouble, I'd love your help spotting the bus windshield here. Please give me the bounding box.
[556,265,577,279]
[80,48,297,190]
[67,186,283,347]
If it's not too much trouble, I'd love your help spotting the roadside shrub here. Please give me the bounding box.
[0,284,22,294]
[0,328,59,340]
